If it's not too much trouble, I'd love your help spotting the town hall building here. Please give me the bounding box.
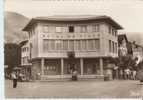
[21,15,123,80]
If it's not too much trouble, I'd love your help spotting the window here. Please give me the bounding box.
[69,26,74,33]
[115,30,117,36]
[112,41,114,53]
[94,39,100,51]
[43,26,49,33]
[115,43,117,53]
[27,47,29,52]
[55,40,62,50]
[68,40,74,51]
[43,40,49,52]
[75,40,81,51]
[56,27,62,33]
[109,40,111,52]
[109,26,112,34]
[93,24,100,32]
[80,25,87,33]
[50,40,55,50]
[88,40,94,50]
[82,40,87,50]
[112,28,114,36]
[63,40,68,50]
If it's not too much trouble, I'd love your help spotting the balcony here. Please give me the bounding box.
[41,32,100,40]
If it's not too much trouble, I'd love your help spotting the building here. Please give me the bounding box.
[22,15,123,80]
[20,40,32,80]
[132,41,143,64]
[118,34,128,57]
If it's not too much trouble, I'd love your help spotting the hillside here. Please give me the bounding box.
[4,11,30,43]
[127,32,143,46]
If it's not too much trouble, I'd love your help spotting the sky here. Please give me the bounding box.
[4,0,143,33]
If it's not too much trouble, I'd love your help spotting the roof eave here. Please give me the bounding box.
[22,16,123,31]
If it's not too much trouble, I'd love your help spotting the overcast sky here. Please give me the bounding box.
[4,0,143,33]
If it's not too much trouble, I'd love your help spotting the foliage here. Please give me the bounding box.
[4,43,21,72]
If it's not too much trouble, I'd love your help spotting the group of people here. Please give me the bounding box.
[11,70,27,88]
[118,68,137,80]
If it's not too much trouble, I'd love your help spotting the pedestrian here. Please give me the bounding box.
[72,69,78,81]
[119,69,123,79]
[11,71,18,88]
[125,68,130,80]
[132,70,137,80]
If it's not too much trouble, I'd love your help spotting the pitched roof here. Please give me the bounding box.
[23,15,123,31]
[19,40,28,47]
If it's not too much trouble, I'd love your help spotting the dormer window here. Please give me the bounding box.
[69,26,74,33]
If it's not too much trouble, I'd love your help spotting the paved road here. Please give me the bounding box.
[5,80,143,98]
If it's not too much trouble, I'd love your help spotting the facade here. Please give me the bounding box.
[22,15,123,80]
[20,40,32,80]
[118,34,128,57]
[132,42,143,64]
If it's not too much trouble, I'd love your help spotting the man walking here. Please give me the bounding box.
[11,71,18,88]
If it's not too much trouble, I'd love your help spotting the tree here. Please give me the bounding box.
[4,43,21,73]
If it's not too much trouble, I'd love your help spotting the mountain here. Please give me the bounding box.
[4,11,30,44]
[126,32,143,46]
[118,31,143,46]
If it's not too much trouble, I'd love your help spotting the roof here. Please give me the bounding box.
[19,40,28,47]
[23,15,123,31]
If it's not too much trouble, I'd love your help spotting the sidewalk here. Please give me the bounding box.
[5,80,142,98]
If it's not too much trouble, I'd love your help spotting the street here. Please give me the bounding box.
[5,80,143,98]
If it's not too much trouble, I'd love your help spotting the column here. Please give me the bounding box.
[61,58,64,75]
[41,58,44,76]
[100,58,103,75]
[80,58,83,75]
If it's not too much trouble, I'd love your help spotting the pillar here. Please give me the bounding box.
[61,58,64,75]
[41,58,44,76]
[100,58,104,75]
[80,58,83,75]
